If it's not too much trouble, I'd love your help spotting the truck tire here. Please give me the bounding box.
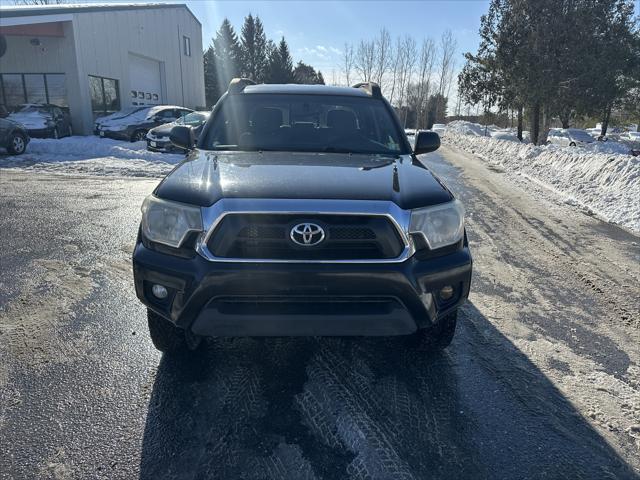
[408,310,458,351]
[147,309,187,353]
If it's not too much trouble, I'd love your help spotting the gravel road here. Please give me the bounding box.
[0,145,638,479]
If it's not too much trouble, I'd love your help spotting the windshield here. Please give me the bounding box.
[177,112,207,126]
[16,105,48,114]
[201,94,407,155]
[568,130,593,141]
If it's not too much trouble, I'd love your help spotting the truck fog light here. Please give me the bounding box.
[152,284,168,299]
[419,292,433,309]
[439,285,454,300]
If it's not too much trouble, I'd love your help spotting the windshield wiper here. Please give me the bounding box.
[319,147,353,154]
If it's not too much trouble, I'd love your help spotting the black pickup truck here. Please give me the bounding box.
[132,79,472,354]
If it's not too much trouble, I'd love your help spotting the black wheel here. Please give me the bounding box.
[407,310,458,351]
[569,141,576,146]
[7,133,26,155]
[132,130,147,142]
[147,309,194,353]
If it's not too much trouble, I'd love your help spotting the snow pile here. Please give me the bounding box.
[582,140,635,155]
[444,122,640,233]
[7,110,49,129]
[490,131,521,142]
[446,121,492,137]
[1,136,182,177]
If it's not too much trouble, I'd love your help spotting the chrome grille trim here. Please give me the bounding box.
[196,198,414,263]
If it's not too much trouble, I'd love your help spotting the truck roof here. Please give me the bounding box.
[242,84,371,97]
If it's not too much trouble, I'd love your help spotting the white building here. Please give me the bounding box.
[0,3,205,135]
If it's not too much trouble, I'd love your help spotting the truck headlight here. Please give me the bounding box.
[141,195,203,248]
[409,200,465,250]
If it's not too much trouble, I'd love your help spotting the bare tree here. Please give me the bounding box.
[354,39,375,82]
[397,36,417,109]
[388,37,402,105]
[414,38,436,128]
[342,43,355,86]
[373,28,392,89]
[437,29,457,99]
[389,35,417,111]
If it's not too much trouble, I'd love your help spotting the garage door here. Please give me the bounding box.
[128,54,162,106]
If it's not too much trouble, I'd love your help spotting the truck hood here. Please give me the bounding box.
[154,150,453,209]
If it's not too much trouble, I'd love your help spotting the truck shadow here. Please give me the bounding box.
[139,302,638,479]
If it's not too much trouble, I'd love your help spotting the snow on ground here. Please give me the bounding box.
[0,136,182,178]
[444,121,640,233]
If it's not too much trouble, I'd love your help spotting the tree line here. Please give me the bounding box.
[203,15,325,107]
[458,0,640,144]
[341,29,458,129]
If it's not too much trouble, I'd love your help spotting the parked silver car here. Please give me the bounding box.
[547,128,594,147]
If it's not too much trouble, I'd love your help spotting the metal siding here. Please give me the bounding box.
[0,6,203,134]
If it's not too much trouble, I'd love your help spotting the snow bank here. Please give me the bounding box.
[444,122,640,233]
[446,121,492,137]
[1,136,182,178]
[582,140,634,155]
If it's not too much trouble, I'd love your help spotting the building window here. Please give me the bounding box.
[183,36,191,56]
[89,75,120,119]
[45,74,67,107]
[1,74,24,107]
[24,74,46,104]
[0,73,67,109]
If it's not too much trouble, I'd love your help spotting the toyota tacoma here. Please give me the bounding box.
[132,79,472,353]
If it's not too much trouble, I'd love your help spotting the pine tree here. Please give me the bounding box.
[203,45,218,108]
[213,18,240,88]
[267,37,295,83]
[293,62,325,84]
[203,19,241,107]
[239,14,269,82]
[459,0,639,143]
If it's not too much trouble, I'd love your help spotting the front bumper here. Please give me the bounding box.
[146,138,177,152]
[132,242,472,337]
[97,129,131,140]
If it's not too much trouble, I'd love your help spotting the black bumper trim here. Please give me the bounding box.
[132,242,472,336]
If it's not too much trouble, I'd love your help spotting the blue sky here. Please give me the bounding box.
[186,0,492,80]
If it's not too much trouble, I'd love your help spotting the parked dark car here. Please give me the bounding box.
[7,104,72,139]
[146,111,210,152]
[96,105,193,142]
[0,117,30,155]
[133,79,471,355]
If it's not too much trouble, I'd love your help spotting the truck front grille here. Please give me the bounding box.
[206,213,405,260]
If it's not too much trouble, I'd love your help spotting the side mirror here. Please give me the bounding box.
[413,130,440,155]
[170,125,195,150]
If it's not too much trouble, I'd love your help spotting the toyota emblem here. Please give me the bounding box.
[290,223,325,246]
